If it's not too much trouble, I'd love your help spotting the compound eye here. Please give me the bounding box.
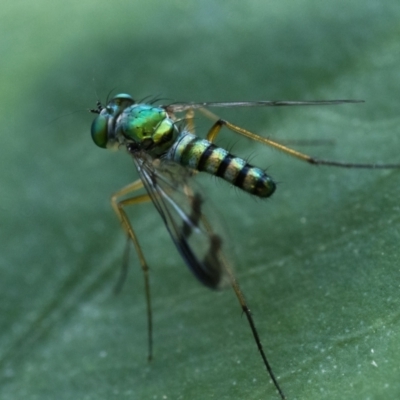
[91,114,108,148]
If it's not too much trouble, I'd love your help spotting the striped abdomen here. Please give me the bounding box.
[166,132,276,198]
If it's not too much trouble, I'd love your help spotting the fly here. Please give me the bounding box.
[90,93,400,399]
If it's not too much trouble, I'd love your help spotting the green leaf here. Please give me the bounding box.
[1,1,400,399]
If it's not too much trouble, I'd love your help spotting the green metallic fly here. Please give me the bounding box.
[90,94,400,399]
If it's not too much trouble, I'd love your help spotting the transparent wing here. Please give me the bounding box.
[165,99,363,113]
[131,151,229,289]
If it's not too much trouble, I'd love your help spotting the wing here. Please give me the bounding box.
[165,99,363,113]
[131,151,229,290]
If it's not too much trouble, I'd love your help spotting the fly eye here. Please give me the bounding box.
[91,114,108,148]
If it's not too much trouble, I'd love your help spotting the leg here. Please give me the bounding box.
[226,263,286,400]
[200,108,400,169]
[200,215,286,399]
[185,109,196,134]
[111,179,154,361]
[113,235,131,295]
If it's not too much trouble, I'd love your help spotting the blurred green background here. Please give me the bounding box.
[1,1,400,399]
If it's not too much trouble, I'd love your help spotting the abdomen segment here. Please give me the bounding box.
[167,132,276,198]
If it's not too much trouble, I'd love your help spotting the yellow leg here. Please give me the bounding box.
[111,179,154,361]
[200,107,400,169]
[185,109,196,134]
